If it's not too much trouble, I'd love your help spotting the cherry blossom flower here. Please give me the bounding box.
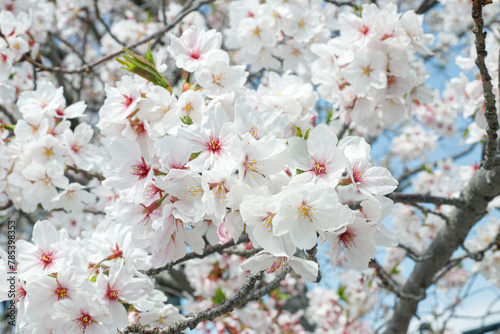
[103,138,154,203]
[236,16,277,55]
[342,49,387,96]
[52,183,97,214]
[240,193,296,255]
[17,81,65,122]
[339,137,398,197]
[62,123,102,171]
[287,124,345,186]
[175,89,205,125]
[194,52,247,98]
[273,184,353,250]
[22,161,69,211]
[241,251,319,282]
[179,103,243,172]
[168,25,222,72]
[97,76,143,127]
[233,96,289,140]
[96,260,151,329]
[25,266,86,322]
[327,215,377,271]
[157,136,193,171]
[151,203,204,267]
[52,290,113,334]
[16,220,73,279]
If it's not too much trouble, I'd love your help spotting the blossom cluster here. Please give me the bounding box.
[0,0,493,333]
[93,23,400,279]
[223,1,434,133]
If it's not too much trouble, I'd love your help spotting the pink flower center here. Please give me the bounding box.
[297,202,315,223]
[311,157,328,176]
[144,183,163,200]
[209,182,228,199]
[351,162,367,183]
[106,284,120,301]
[261,213,276,233]
[169,161,188,170]
[76,313,93,332]
[266,256,288,274]
[130,157,151,180]
[71,143,81,153]
[190,49,201,60]
[129,118,146,135]
[207,136,222,154]
[17,284,26,301]
[359,24,370,36]
[54,284,69,301]
[122,94,134,108]
[249,125,262,139]
[243,156,260,177]
[339,229,357,250]
[37,249,55,270]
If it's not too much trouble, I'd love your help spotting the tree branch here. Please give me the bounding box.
[123,271,287,334]
[384,164,500,333]
[471,0,499,170]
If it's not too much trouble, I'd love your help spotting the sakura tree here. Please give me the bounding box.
[1,0,500,333]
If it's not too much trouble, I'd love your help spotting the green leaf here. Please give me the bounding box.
[355,4,363,17]
[423,164,433,174]
[295,127,303,138]
[338,284,348,303]
[180,115,193,125]
[190,152,201,160]
[304,127,311,140]
[0,123,15,131]
[116,48,172,92]
[144,44,156,65]
[275,291,291,301]
[213,287,226,305]
[388,263,400,275]
[326,109,333,125]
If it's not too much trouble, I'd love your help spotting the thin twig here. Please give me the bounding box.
[397,243,432,262]
[433,231,500,283]
[146,234,250,276]
[323,0,360,10]
[397,144,476,188]
[416,0,439,14]
[388,193,466,208]
[93,0,125,46]
[26,0,215,75]
[371,259,425,301]
[66,165,105,181]
[412,203,450,224]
